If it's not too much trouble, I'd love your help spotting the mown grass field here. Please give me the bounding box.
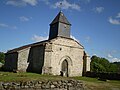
[0,71,120,90]
[74,76,120,90]
[0,71,70,82]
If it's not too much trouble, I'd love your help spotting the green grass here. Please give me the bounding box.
[73,76,99,82]
[72,76,120,90]
[0,71,120,90]
[0,71,69,82]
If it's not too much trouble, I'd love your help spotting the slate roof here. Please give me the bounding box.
[7,40,49,54]
[50,11,71,25]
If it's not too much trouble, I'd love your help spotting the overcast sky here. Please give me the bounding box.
[0,0,120,62]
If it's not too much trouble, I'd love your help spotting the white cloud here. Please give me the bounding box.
[6,0,25,7]
[19,16,30,22]
[107,54,113,58]
[40,0,50,5]
[111,58,120,62]
[93,53,97,56]
[22,0,38,6]
[108,17,120,25]
[0,23,17,29]
[70,35,80,42]
[0,23,8,28]
[6,0,38,7]
[116,13,120,18]
[52,0,80,11]
[79,0,91,3]
[93,7,104,13]
[108,12,120,25]
[32,35,48,42]
[106,53,120,62]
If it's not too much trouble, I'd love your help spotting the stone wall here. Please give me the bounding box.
[27,45,45,73]
[52,37,84,77]
[4,52,18,71]
[83,52,90,75]
[17,47,30,72]
[44,37,85,77]
[0,80,84,90]
[4,37,90,77]
[43,43,52,74]
[86,55,90,72]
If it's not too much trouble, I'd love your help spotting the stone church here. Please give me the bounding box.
[4,11,90,77]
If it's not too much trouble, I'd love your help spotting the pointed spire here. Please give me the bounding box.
[50,11,71,25]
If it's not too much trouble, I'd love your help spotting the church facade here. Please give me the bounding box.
[4,11,90,77]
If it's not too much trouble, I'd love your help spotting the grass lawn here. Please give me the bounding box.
[0,71,120,90]
[0,71,69,82]
[73,76,120,90]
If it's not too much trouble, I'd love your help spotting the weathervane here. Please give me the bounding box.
[59,2,62,12]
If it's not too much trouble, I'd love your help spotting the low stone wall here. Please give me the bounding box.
[0,79,84,90]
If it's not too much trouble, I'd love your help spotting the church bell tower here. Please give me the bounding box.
[49,11,71,40]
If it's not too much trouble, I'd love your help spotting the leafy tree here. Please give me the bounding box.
[91,62,106,72]
[109,63,118,72]
[0,52,5,64]
[113,62,120,73]
[91,55,120,74]
[91,56,107,72]
[99,58,110,72]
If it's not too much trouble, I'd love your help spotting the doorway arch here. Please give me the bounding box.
[61,60,68,77]
[59,56,72,77]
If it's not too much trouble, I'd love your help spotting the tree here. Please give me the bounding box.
[109,63,118,72]
[91,61,106,72]
[90,55,120,73]
[113,62,120,73]
[0,52,5,64]
[99,58,110,72]
[91,55,107,72]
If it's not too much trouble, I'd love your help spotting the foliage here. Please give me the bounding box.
[113,62,120,73]
[91,56,109,72]
[0,52,5,64]
[99,58,110,72]
[91,55,119,73]
[91,62,106,72]
[109,63,118,72]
